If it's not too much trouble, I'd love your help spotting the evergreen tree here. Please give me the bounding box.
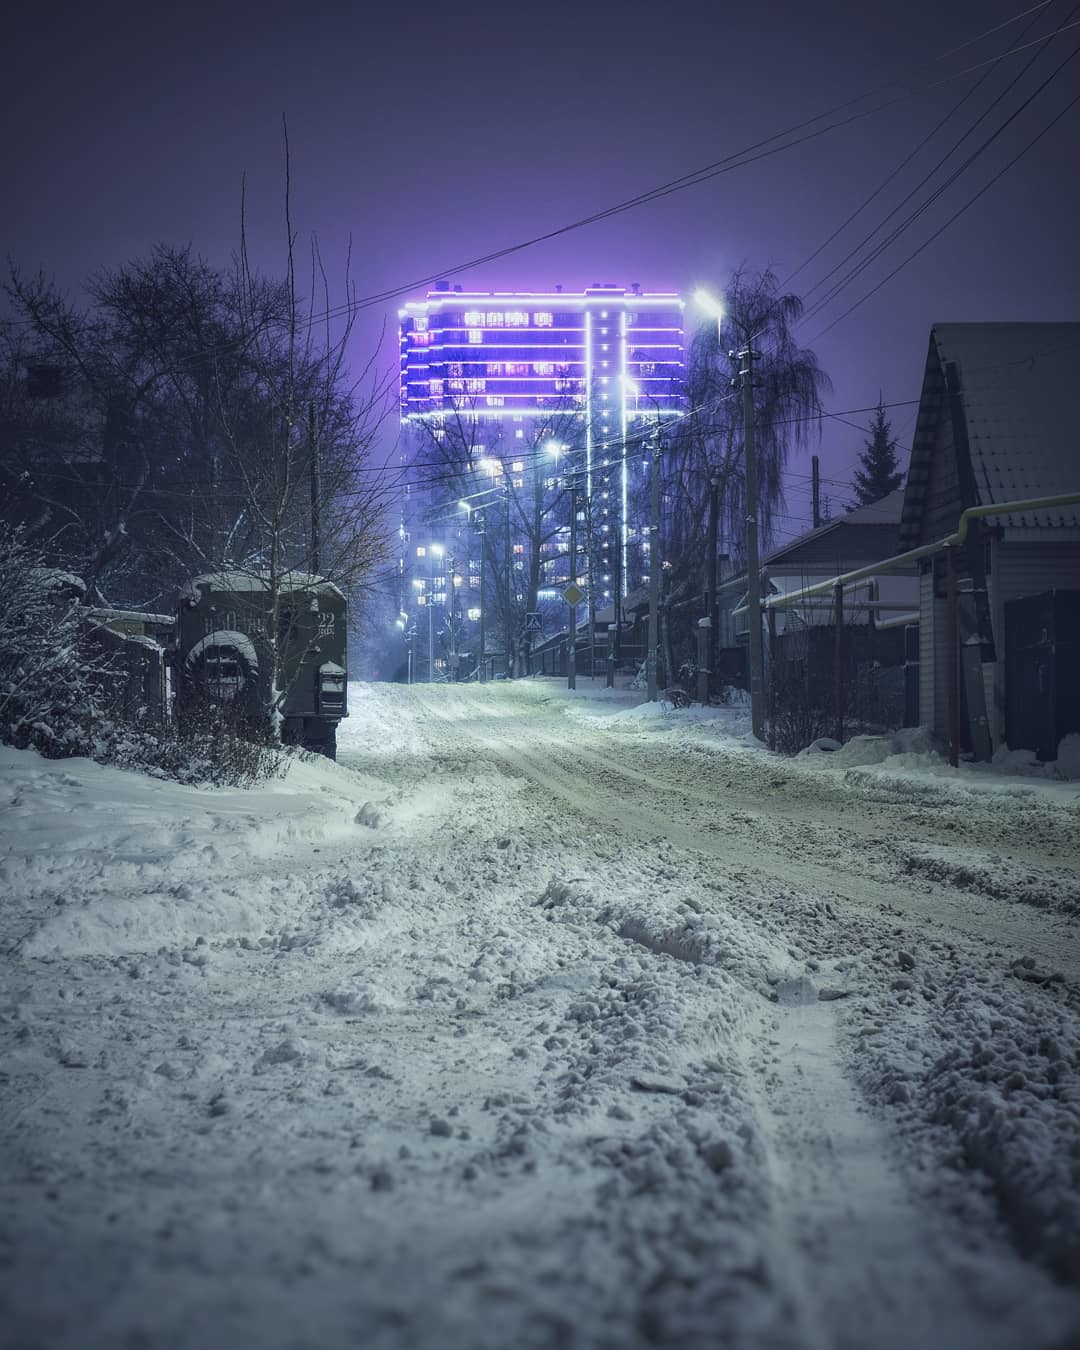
[852,397,904,505]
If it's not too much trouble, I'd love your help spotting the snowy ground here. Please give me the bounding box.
[2,678,1080,1350]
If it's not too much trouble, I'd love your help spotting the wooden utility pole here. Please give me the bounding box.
[738,340,765,741]
[647,432,662,702]
[568,476,578,691]
[812,454,822,530]
[476,514,486,683]
[833,582,845,743]
[308,401,321,575]
[705,474,720,688]
[504,478,513,679]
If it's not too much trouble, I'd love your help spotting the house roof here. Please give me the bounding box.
[899,323,1080,549]
[763,488,905,571]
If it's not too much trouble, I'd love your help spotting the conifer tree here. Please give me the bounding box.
[852,397,904,505]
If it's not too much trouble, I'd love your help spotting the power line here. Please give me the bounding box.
[800,20,1080,329]
[807,75,1080,342]
[781,0,1059,293]
[7,3,1073,383]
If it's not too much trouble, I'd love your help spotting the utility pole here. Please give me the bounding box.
[611,439,624,665]
[308,401,321,575]
[812,454,822,530]
[737,338,766,741]
[427,575,435,683]
[504,477,513,679]
[567,474,579,690]
[647,430,662,702]
[476,514,486,683]
[428,544,443,683]
[448,554,458,682]
[705,473,720,690]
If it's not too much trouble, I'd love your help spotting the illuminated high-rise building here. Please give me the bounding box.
[395,283,685,678]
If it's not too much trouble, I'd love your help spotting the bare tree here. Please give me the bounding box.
[667,267,831,583]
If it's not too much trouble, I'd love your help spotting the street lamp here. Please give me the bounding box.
[624,376,663,703]
[460,499,488,682]
[695,287,764,741]
[461,470,512,679]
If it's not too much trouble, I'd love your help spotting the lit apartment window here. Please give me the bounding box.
[468,329,483,344]
[515,428,524,439]
[487,362,504,376]
[486,312,505,326]
[448,362,463,377]
[486,395,505,406]
[416,546,426,557]
[533,362,554,376]
[513,478,524,489]
[511,460,524,472]
[448,379,465,392]
[513,544,525,555]
[506,311,529,327]
[534,312,553,326]
[467,608,481,621]
[466,379,486,394]
[415,316,428,331]
[464,311,484,326]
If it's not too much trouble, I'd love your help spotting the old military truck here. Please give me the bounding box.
[176,571,348,758]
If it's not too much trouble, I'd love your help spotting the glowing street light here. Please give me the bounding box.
[693,288,725,335]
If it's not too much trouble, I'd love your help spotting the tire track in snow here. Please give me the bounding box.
[409,685,1080,1348]
[411,687,1080,984]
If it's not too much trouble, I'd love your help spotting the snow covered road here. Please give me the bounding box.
[2,679,1079,1349]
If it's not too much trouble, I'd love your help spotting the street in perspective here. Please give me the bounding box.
[3,680,1079,1348]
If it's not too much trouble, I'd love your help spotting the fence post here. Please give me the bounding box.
[767,606,778,751]
[946,544,959,767]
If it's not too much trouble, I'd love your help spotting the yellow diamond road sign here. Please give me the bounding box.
[562,583,585,607]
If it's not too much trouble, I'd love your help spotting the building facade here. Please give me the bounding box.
[395,283,686,679]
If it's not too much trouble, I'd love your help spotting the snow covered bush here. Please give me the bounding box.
[0,525,106,756]
[117,704,288,787]
[0,526,283,785]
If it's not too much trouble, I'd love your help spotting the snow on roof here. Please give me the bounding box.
[183,629,259,669]
[319,661,346,676]
[30,567,86,594]
[85,607,174,627]
[902,323,1080,546]
[748,490,907,577]
[180,571,346,603]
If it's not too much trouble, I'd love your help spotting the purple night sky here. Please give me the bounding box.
[5,0,1079,542]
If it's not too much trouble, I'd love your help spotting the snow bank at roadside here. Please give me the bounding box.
[850,941,1080,1285]
[0,744,395,959]
[531,677,1080,800]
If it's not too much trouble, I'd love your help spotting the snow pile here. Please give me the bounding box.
[1,744,395,958]
[4,680,1080,1350]
[853,951,1080,1285]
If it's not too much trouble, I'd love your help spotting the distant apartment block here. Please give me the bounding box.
[395,283,685,676]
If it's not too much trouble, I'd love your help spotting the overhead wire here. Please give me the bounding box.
[799,16,1080,329]
[780,1,1059,293]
